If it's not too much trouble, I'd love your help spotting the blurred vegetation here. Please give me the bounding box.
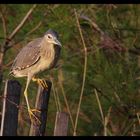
[0,4,140,136]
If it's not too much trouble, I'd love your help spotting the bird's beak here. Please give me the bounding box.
[54,39,62,47]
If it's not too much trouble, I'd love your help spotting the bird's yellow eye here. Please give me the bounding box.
[47,34,52,39]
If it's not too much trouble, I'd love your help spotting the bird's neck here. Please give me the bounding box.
[40,38,55,58]
[41,37,54,50]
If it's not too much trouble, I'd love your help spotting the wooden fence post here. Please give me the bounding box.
[29,80,52,136]
[54,112,69,136]
[0,80,22,136]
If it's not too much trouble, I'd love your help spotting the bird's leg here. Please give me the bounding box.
[24,75,41,125]
[24,91,41,124]
[32,77,48,89]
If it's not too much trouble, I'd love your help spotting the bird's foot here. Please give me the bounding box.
[32,77,48,89]
[28,108,41,125]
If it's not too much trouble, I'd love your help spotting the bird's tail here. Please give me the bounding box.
[8,70,15,77]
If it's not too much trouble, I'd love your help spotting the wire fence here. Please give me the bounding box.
[0,79,69,136]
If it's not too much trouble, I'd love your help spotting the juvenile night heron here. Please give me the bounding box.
[10,29,62,124]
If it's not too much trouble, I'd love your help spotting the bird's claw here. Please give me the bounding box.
[28,109,41,125]
[32,78,48,89]
[31,108,41,113]
[38,79,48,89]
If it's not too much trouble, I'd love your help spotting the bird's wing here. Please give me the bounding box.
[11,38,42,71]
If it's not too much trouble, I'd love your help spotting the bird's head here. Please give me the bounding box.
[44,29,62,47]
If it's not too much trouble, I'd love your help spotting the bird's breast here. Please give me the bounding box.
[49,45,61,69]
[39,46,57,72]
